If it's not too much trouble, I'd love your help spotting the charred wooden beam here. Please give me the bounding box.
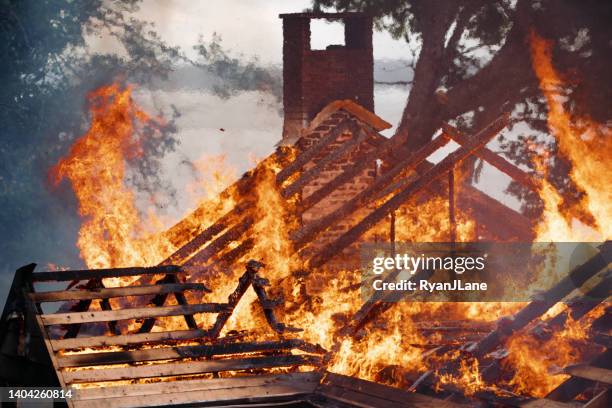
[50,328,212,351]
[344,268,433,337]
[42,303,226,326]
[561,364,612,385]
[182,216,254,268]
[531,273,611,338]
[276,119,357,184]
[62,278,109,339]
[293,132,450,249]
[63,353,322,383]
[414,242,611,393]
[30,265,182,282]
[546,348,612,402]
[208,260,263,339]
[468,241,611,360]
[163,201,253,265]
[56,338,324,368]
[29,282,210,303]
[282,121,364,198]
[137,274,201,334]
[251,274,302,334]
[308,115,509,268]
[443,123,540,192]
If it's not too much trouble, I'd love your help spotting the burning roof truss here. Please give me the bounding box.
[2,103,610,407]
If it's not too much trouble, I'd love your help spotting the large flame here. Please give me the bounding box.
[51,33,610,398]
[530,31,612,242]
[51,83,175,270]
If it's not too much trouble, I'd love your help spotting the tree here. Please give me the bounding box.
[0,0,180,273]
[312,0,611,216]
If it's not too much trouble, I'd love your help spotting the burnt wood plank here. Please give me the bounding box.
[443,123,540,192]
[56,339,322,367]
[308,115,508,268]
[320,372,466,408]
[162,201,252,265]
[29,283,210,302]
[73,384,313,408]
[41,303,227,326]
[63,354,322,383]
[30,265,182,282]
[282,121,364,198]
[182,216,254,268]
[562,364,612,385]
[293,132,450,249]
[276,119,356,184]
[414,244,612,395]
[71,372,321,401]
[50,328,212,351]
[469,242,611,360]
[209,261,262,338]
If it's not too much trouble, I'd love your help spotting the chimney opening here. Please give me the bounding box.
[310,19,345,50]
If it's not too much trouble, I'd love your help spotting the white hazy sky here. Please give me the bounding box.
[87,1,520,221]
[89,0,413,63]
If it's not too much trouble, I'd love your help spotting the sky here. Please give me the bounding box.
[88,0,414,63]
[85,0,520,222]
[0,1,523,308]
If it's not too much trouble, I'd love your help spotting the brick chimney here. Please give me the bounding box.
[279,12,374,142]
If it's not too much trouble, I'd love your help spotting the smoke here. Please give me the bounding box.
[0,1,284,308]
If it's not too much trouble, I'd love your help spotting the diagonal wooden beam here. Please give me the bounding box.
[276,119,357,185]
[307,114,509,268]
[412,241,612,393]
[182,217,254,268]
[443,123,540,192]
[293,133,451,249]
[162,201,252,266]
[281,120,364,198]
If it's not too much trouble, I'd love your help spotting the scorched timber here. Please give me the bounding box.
[546,348,612,402]
[469,241,611,359]
[282,120,365,198]
[56,339,324,368]
[308,115,509,268]
[413,242,611,393]
[442,123,540,192]
[29,282,209,302]
[208,260,263,339]
[276,118,358,184]
[62,354,323,383]
[292,129,452,248]
[137,274,201,333]
[30,265,182,282]
[182,216,254,268]
[41,303,226,325]
[162,200,252,265]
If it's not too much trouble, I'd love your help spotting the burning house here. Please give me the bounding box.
[1,10,610,408]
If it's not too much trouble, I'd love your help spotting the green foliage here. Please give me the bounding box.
[312,0,611,216]
[0,0,180,272]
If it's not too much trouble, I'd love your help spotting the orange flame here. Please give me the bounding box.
[50,83,175,271]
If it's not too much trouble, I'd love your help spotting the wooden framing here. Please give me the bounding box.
[16,261,325,407]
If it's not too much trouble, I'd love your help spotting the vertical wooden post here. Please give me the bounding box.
[390,210,396,256]
[448,168,457,243]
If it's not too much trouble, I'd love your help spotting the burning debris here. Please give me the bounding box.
[1,9,611,408]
